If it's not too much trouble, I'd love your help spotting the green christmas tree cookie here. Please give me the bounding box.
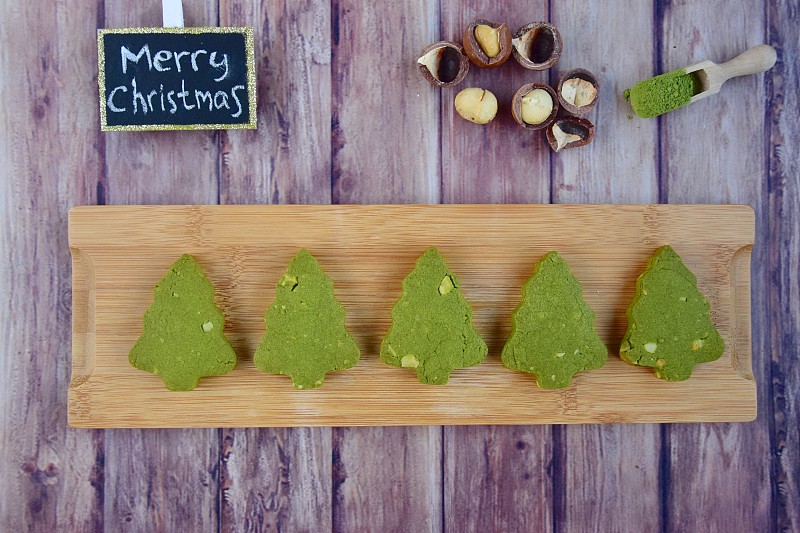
[620,245,724,381]
[129,255,237,391]
[254,249,360,389]
[380,247,487,385]
[501,252,607,389]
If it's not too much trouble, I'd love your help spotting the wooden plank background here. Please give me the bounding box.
[0,0,796,531]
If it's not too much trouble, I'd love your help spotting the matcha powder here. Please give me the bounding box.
[624,69,702,118]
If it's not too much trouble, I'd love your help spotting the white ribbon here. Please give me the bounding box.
[162,0,185,28]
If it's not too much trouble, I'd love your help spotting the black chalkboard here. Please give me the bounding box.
[98,27,256,131]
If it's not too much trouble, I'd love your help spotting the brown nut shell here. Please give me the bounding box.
[546,116,595,152]
[511,83,559,130]
[511,22,563,70]
[557,68,599,114]
[463,20,513,68]
[417,41,470,88]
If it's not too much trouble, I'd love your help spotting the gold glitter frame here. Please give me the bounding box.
[98,27,257,132]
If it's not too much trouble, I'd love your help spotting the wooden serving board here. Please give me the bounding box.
[69,204,755,428]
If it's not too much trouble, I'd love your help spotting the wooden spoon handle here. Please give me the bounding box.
[718,44,777,81]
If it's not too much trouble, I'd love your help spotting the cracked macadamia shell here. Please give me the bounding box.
[463,20,513,68]
[511,22,563,70]
[546,116,596,152]
[511,82,559,130]
[558,68,599,114]
[417,41,470,88]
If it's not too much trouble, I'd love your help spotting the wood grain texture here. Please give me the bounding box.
[217,3,333,531]
[220,427,331,533]
[563,424,660,531]
[0,0,105,530]
[439,3,551,204]
[2,0,799,530]
[767,1,800,530]
[69,204,754,427]
[331,0,440,204]
[444,426,552,532]
[104,429,219,530]
[659,2,772,531]
[549,1,663,531]
[330,2,441,530]
[100,2,222,531]
[438,3,553,530]
[333,426,442,532]
[219,0,332,205]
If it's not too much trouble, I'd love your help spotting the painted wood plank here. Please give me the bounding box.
[658,2,772,530]
[437,2,553,529]
[0,0,105,530]
[217,2,333,531]
[549,1,662,531]
[218,0,332,205]
[439,4,551,204]
[331,0,440,205]
[103,429,219,531]
[444,426,552,532]
[100,2,222,532]
[767,1,800,530]
[333,426,442,531]
[219,427,331,533]
[561,425,660,531]
[102,2,221,205]
[331,1,441,528]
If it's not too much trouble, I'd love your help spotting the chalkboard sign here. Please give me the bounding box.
[98,27,256,131]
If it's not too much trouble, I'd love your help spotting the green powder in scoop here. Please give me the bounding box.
[624,69,702,118]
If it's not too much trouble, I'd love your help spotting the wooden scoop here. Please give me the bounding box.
[687,44,777,102]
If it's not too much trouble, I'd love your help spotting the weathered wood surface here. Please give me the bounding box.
[768,3,800,530]
[0,0,104,531]
[1,0,797,532]
[217,2,334,532]
[659,3,773,531]
[549,2,663,532]
[331,3,442,530]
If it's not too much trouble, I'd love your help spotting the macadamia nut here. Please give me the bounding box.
[454,88,498,124]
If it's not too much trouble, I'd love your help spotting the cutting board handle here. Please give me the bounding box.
[70,249,96,389]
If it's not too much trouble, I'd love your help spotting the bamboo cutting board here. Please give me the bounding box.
[69,204,755,428]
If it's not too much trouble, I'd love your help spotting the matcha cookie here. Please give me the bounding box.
[620,246,724,381]
[254,249,359,389]
[129,255,237,391]
[501,252,607,389]
[381,247,487,385]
